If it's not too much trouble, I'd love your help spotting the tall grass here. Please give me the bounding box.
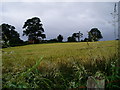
[2,40,120,89]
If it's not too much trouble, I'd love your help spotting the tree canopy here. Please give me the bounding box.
[1,17,104,47]
[23,17,46,43]
[88,28,103,41]
[1,23,23,47]
[57,34,63,42]
[67,36,76,42]
[72,31,83,42]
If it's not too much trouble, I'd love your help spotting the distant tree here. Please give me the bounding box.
[1,23,23,47]
[72,31,83,42]
[81,40,84,42]
[72,33,77,41]
[116,39,119,40]
[57,34,63,42]
[84,38,89,42]
[67,36,76,42]
[48,38,58,43]
[23,17,46,44]
[88,28,103,41]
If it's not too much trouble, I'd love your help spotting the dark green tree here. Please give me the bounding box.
[1,23,23,47]
[23,17,46,43]
[57,34,63,42]
[67,36,76,42]
[84,38,89,42]
[72,31,83,42]
[88,28,103,41]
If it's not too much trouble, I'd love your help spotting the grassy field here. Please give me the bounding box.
[2,40,116,69]
[2,40,120,89]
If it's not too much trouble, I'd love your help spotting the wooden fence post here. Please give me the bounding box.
[86,76,105,89]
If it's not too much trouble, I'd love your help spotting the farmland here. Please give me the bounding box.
[2,40,116,68]
[2,40,120,89]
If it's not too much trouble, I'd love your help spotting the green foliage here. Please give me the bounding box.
[105,57,120,88]
[23,17,46,42]
[72,31,83,42]
[3,55,119,89]
[88,28,103,41]
[1,23,23,47]
[57,34,63,42]
[2,41,119,89]
[67,36,76,42]
[2,57,87,89]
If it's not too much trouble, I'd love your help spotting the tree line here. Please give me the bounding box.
[1,17,103,48]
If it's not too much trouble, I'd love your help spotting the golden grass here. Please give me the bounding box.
[2,40,117,73]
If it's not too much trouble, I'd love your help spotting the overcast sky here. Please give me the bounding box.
[1,2,118,41]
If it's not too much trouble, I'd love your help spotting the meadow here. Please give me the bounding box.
[2,40,120,89]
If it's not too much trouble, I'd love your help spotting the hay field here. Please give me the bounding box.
[2,40,117,72]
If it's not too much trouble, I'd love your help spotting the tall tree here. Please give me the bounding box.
[23,17,46,43]
[57,34,63,42]
[72,31,83,42]
[88,28,103,41]
[67,36,76,42]
[1,23,22,47]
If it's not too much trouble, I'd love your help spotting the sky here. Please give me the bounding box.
[0,2,119,41]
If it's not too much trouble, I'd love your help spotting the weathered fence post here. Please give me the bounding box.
[86,76,105,89]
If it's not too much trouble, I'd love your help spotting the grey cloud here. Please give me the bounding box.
[1,2,117,41]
